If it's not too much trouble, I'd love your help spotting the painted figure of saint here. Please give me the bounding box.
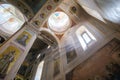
[0,50,15,75]
[17,34,29,46]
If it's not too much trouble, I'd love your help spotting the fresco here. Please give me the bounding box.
[65,46,77,63]
[0,45,20,77]
[16,30,32,47]
[66,38,120,80]
[23,0,48,13]
[53,58,60,77]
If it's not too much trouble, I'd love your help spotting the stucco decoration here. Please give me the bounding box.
[48,11,71,34]
[7,0,34,19]
[31,0,64,29]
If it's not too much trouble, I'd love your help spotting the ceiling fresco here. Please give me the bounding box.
[23,0,48,14]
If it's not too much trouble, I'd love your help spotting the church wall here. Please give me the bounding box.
[0,0,65,79]
[59,0,88,24]
[6,0,34,19]
[63,22,110,70]
[49,18,120,80]
[41,0,120,79]
[77,0,120,31]
[76,0,100,12]
[1,0,120,80]
[66,38,120,80]
[0,24,37,80]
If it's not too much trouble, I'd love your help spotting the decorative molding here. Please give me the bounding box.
[30,0,64,29]
[7,0,34,19]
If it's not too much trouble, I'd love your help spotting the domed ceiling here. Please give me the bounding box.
[23,0,48,14]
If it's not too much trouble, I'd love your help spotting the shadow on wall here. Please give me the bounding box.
[66,38,120,80]
[94,0,120,24]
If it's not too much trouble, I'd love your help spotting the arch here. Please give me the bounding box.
[94,0,120,24]
[0,3,25,36]
[39,28,60,48]
[5,0,34,19]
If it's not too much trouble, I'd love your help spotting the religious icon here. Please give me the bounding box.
[17,34,29,46]
[47,5,52,10]
[0,45,20,77]
[70,6,77,13]
[16,30,32,47]
[65,46,77,63]
[33,20,41,26]
[40,13,45,19]
[53,58,60,77]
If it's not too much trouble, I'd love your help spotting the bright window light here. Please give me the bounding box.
[48,11,71,34]
[37,54,41,59]
[76,25,96,50]
[34,61,44,80]
[82,32,91,44]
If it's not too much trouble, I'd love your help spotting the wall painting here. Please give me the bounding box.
[15,30,33,47]
[0,44,21,78]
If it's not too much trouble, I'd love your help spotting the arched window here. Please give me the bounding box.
[76,25,96,50]
[48,11,71,34]
[0,4,25,35]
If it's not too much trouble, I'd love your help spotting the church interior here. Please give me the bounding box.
[0,0,120,80]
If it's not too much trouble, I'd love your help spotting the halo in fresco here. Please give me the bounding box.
[0,45,21,75]
[15,30,32,47]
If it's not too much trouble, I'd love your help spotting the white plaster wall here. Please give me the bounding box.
[58,19,120,79]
